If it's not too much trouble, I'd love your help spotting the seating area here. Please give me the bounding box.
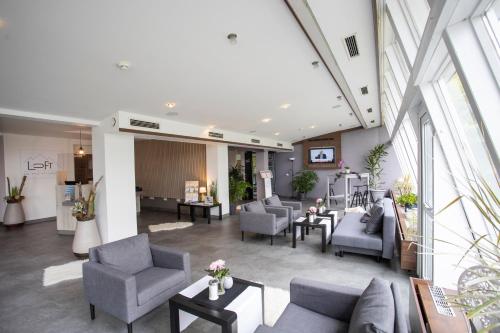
[1,1,499,333]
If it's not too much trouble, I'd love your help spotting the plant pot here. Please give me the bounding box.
[72,218,101,258]
[370,189,385,203]
[297,192,306,201]
[344,168,351,174]
[3,202,25,227]
[230,203,237,215]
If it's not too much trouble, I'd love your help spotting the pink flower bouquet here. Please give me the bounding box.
[307,206,318,215]
[206,259,230,280]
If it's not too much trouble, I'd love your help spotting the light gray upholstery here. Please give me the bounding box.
[348,278,395,333]
[365,204,384,234]
[240,201,289,237]
[332,198,396,260]
[83,234,191,325]
[246,200,267,214]
[254,278,408,333]
[264,195,303,229]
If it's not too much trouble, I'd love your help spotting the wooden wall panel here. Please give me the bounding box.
[135,140,207,199]
[301,132,342,170]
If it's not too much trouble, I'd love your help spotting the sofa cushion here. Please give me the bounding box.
[360,213,371,223]
[135,267,186,306]
[266,195,282,206]
[365,205,384,234]
[275,303,349,333]
[348,278,395,333]
[97,234,153,275]
[245,201,267,214]
[333,214,383,251]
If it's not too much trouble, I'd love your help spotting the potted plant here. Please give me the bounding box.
[228,166,251,215]
[209,180,218,204]
[71,176,103,258]
[397,193,418,212]
[344,166,351,174]
[3,176,27,228]
[364,144,388,202]
[316,197,326,213]
[292,170,319,200]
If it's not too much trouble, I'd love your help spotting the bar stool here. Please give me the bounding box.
[350,185,364,207]
[329,184,338,205]
[362,185,369,209]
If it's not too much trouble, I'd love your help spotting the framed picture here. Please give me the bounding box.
[205,196,213,204]
[185,180,199,202]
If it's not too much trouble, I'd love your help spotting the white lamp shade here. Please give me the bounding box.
[199,187,207,194]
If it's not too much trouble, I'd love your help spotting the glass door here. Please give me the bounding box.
[418,111,435,280]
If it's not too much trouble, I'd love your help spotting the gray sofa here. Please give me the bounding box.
[264,195,303,231]
[82,233,191,333]
[240,200,289,245]
[255,277,408,333]
[332,198,396,261]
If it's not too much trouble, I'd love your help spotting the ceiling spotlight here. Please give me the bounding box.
[338,123,342,127]
[336,96,342,101]
[332,105,341,109]
[274,132,280,136]
[370,120,375,123]
[280,103,291,109]
[227,33,238,44]
[165,102,176,108]
[166,111,179,116]
[116,61,130,70]
[367,108,373,113]
[309,125,316,129]
[261,118,271,123]
[311,60,320,68]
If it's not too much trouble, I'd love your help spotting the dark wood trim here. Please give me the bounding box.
[283,0,365,128]
[292,127,363,145]
[120,128,293,152]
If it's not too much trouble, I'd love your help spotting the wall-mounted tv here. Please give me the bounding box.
[309,147,336,164]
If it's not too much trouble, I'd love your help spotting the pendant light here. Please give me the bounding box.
[77,129,85,157]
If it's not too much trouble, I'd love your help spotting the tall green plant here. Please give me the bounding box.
[228,166,250,203]
[292,170,319,196]
[365,144,388,189]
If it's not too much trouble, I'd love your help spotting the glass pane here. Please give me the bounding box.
[444,73,498,190]
[422,119,433,207]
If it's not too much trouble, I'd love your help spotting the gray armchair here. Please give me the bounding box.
[240,200,289,245]
[255,277,408,333]
[264,195,303,231]
[82,233,191,333]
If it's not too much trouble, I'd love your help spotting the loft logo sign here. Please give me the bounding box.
[22,152,58,175]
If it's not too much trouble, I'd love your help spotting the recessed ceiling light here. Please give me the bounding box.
[336,96,342,101]
[309,125,316,129]
[166,111,179,116]
[274,132,280,136]
[227,33,237,44]
[339,123,342,127]
[165,102,176,108]
[116,61,130,70]
[261,118,271,123]
[332,105,341,109]
[208,125,216,129]
[280,103,291,109]
[311,60,319,68]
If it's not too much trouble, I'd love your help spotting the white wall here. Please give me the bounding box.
[274,126,402,199]
[206,143,230,215]
[1,133,91,221]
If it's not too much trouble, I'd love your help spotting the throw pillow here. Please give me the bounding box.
[365,205,384,234]
[266,195,282,206]
[97,233,153,275]
[245,201,267,214]
[348,278,395,333]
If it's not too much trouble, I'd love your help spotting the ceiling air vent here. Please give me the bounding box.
[367,108,373,113]
[208,131,224,139]
[344,35,359,58]
[130,119,160,130]
[277,143,283,147]
[251,139,261,144]
[361,86,369,95]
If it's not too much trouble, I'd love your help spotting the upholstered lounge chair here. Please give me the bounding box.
[240,200,289,245]
[264,195,303,231]
[82,233,191,333]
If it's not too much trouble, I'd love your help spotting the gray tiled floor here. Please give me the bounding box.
[0,209,411,333]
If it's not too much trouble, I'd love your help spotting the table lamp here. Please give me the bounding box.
[199,186,207,202]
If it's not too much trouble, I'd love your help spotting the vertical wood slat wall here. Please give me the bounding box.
[134,140,207,199]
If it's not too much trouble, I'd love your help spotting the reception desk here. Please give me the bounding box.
[56,184,91,235]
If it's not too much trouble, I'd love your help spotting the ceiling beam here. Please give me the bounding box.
[0,107,100,126]
[284,0,368,129]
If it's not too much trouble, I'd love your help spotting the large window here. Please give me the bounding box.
[484,0,500,55]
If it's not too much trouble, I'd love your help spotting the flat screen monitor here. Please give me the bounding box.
[309,147,336,164]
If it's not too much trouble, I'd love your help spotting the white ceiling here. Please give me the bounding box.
[0,0,379,142]
[0,116,91,140]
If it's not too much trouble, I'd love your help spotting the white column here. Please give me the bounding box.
[255,150,269,200]
[92,121,137,243]
[206,143,229,215]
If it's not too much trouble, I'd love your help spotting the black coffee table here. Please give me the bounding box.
[292,217,333,253]
[177,202,222,224]
[169,277,264,333]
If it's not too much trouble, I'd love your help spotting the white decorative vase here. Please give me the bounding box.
[72,219,101,258]
[223,276,234,290]
[319,206,325,214]
[308,215,314,223]
[345,168,350,174]
[3,202,25,227]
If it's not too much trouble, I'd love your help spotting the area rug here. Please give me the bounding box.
[148,222,194,233]
[264,286,290,326]
[43,260,87,287]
